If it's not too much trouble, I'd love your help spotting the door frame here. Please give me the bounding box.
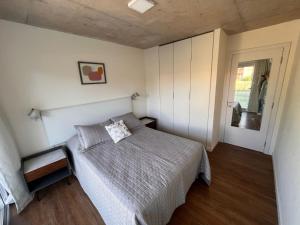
[220,43,290,154]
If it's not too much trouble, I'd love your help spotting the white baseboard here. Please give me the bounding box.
[206,141,219,152]
[272,155,283,225]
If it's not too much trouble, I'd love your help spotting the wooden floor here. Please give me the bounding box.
[12,143,278,225]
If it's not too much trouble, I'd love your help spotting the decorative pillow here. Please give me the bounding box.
[111,112,144,130]
[105,120,132,143]
[74,120,112,151]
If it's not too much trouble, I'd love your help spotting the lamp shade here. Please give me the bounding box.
[131,92,140,100]
[28,108,41,120]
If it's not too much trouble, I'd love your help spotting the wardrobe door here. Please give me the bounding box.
[145,47,160,119]
[189,32,214,145]
[159,44,174,132]
[173,39,191,137]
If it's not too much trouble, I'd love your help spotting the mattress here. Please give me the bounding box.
[67,126,211,225]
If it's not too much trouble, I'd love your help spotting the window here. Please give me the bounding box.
[234,65,255,109]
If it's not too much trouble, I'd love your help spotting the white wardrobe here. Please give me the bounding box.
[144,29,227,150]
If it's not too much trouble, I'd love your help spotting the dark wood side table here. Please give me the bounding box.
[140,117,157,130]
[21,146,72,200]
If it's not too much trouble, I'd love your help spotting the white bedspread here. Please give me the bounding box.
[67,127,211,225]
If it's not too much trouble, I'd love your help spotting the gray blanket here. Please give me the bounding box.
[68,127,211,225]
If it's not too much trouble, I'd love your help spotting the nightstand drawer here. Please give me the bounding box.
[24,158,68,182]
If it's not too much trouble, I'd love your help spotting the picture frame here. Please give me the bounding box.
[78,61,107,85]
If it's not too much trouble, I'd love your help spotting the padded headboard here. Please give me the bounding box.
[42,96,132,146]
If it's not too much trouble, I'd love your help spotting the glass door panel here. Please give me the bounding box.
[231,59,272,131]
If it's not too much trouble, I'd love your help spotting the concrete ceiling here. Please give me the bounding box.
[1,0,300,49]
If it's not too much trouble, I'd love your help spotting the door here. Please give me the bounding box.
[189,32,214,145]
[224,47,284,151]
[159,43,174,133]
[173,39,191,137]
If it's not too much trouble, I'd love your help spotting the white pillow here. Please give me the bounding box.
[74,120,112,151]
[105,120,132,143]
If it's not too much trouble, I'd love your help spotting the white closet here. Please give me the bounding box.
[189,33,214,144]
[173,39,192,137]
[145,29,227,149]
[159,44,174,133]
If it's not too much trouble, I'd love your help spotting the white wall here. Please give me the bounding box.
[220,20,300,153]
[0,20,146,156]
[272,34,300,225]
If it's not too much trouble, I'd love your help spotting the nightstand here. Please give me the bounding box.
[22,146,72,200]
[140,117,157,130]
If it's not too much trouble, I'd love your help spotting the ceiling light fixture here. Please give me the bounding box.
[128,0,155,14]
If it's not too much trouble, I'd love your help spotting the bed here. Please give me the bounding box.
[67,125,211,225]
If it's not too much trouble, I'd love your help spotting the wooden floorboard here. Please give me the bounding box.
[11,143,278,225]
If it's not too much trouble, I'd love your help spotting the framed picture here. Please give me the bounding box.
[78,61,107,85]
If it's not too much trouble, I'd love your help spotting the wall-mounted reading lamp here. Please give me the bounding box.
[28,108,42,120]
[131,92,140,100]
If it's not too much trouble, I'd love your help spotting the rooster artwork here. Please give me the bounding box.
[78,62,107,84]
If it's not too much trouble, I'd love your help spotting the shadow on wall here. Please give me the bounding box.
[0,105,21,153]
